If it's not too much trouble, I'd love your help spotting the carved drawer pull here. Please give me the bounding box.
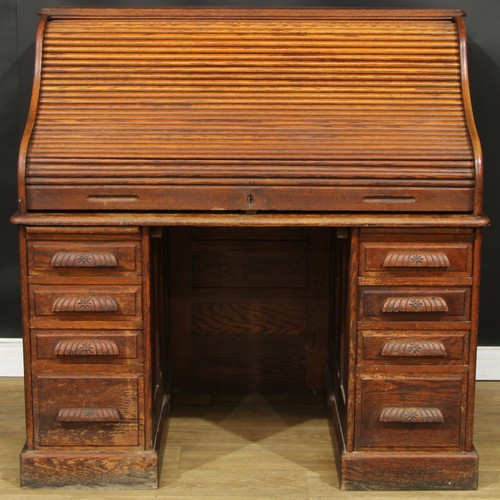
[381,340,447,357]
[379,407,444,424]
[382,296,449,313]
[52,296,118,313]
[383,252,450,268]
[56,408,121,423]
[51,251,118,268]
[54,339,120,357]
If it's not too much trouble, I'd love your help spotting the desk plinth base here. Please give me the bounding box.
[337,450,479,491]
[20,448,160,489]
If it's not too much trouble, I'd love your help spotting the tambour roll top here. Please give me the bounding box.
[19,9,482,214]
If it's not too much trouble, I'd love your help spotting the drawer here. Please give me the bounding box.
[355,372,467,450]
[359,287,471,324]
[27,184,474,213]
[32,330,141,363]
[27,240,142,278]
[33,375,143,447]
[29,285,142,324]
[357,330,469,365]
[359,241,472,278]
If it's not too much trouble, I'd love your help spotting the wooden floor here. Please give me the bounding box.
[0,378,499,499]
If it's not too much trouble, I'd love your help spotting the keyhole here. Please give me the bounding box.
[246,193,255,206]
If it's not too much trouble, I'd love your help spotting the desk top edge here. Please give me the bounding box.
[39,8,466,20]
[10,212,490,228]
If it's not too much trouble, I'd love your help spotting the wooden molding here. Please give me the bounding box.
[51,296,118,313]
[379,407,444,423]
[40,8,466,19]
[11,213,491,228]
[383,252,450,268]
[17,15,48,214]
[56,408,121,423]
[54,339,120,357]
[456,15,484,216]
[381,339,447,357]
[50,251,118,268]
[382,296,449,313]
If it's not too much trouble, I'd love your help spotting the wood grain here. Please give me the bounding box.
[169,227,329,393]
[355,370,467,450]
[33,330,140,362]
[360,240,473,278]
[29,284,142,324]
[359,286,471,324]
[12,7,487,492]
[33,375,143,447]
[26,185,474,212]
[26,227,142,278]
[11,212,491,228]
[456,16,483,215]
[357,332,468,364]
[192,302,306,336]
[18,9,482,214]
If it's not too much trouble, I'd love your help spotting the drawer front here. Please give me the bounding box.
[27,240,142,278]
[27,184,473,213]
[359,287,471,324]
[33,375,143,447]
[29,285,142,324]
[357,331,469,364]
[355,373,467,450]
[32,330,141,363]
[360,241,472,277]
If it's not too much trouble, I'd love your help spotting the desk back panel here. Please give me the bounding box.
[168,227,331,393]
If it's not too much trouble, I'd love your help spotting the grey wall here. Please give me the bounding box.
[1,0,499,345]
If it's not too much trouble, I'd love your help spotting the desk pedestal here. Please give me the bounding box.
[17,224,482,490]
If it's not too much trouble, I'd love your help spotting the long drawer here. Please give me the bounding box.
[355,371,468,451]
[33,375,143,448]
[26,185,473,213]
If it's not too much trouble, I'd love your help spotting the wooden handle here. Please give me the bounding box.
[383,252,450,268]
[52,296,118,313]
[382,296,449,313]
[51,251,117,268]
[379,407,444,424]
[381,340,447,357]
[54,339,119,357]
[56,408,121,423]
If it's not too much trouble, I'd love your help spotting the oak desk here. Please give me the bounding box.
[12,8,488,490]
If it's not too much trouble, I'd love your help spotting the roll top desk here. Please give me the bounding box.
[12,8,488,490]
